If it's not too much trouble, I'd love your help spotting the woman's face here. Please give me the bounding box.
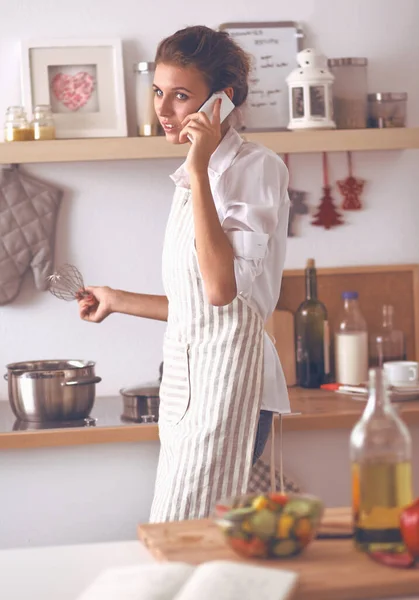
[153,62,211,144]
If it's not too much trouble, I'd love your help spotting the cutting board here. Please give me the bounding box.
[138,508,419,600]
[265,309,296,386]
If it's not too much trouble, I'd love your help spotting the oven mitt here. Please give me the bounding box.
[0,167,62,305]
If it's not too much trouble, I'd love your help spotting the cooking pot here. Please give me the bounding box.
[5,360,101,423]
[120,384,160,423]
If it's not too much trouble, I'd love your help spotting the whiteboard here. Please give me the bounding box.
[219,21,304,131]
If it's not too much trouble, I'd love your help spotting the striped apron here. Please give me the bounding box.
[149,186,265,522]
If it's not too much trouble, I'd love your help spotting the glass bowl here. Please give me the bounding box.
[213,492,324,559]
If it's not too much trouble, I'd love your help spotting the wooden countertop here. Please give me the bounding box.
[1,388,419,450]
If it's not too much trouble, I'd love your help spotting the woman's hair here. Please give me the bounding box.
[155,25,251,107]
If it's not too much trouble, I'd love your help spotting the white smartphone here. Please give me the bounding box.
[198,91,235,123]
[187,91,235,142]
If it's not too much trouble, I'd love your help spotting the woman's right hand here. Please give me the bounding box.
[78,286,116,323]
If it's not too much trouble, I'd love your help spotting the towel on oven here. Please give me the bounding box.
[0,166,62,305]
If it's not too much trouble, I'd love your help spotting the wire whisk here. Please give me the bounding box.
[47,263,90,301]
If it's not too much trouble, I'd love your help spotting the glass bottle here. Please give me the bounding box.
[134,62,160,136]
[328,58,368,129]
[350,368,413,553]
[3,106,33,142]
[295,258,330,388]
[335,291,368,385]
[31,105,56,140]
[369,304,406,367]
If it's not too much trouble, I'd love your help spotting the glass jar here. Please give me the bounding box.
[367,93,407,128]
[3,106,33,142]
[334,291,368,385]
[369,305,406,367]
[350,368,413,553]
[31,105,56,140]
[328,58,368,129]
[134,61,160,136]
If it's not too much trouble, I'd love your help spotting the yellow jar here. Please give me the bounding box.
[31,105,56,140]
[3,106,33,142]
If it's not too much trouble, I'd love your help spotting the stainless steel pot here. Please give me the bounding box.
[120,384,160,423]
[5,360,102,423]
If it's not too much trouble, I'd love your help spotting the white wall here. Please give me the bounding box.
[1,0,419,398]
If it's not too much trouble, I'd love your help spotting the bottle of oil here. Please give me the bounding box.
[350,367,413,553]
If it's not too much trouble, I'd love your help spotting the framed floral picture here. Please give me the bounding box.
[21,38,127,138]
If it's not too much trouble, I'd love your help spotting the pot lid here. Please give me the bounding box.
[120,382,160,397]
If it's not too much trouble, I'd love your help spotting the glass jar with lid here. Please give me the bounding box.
[367,93,407,128]
[328,58,368,129]
[3,106,33,142]
[134,61,161,136]
[31,105,56,140]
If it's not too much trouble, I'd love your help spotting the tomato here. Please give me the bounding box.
[268,493,288,506]
[400,498,419,558]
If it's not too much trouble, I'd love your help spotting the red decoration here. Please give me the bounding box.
[337,152,365,210]
[312,153,344,230]
[284,154,308,237]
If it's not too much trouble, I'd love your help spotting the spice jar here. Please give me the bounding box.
[328,58,368,129]
[3,106,33,142]
[134,61,160,136]
[367,93,407,128]
[31,105,56,140]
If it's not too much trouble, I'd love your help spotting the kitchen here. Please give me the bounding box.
[1,0,419,598]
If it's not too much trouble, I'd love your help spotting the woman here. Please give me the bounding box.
[78,25,291,522]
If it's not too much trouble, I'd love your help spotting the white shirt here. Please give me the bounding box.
[170,127,290,414]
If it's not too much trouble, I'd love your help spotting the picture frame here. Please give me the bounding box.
[21,38,128,139]
[219,21,304,131]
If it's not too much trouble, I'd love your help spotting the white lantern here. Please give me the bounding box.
[286,48,336,130]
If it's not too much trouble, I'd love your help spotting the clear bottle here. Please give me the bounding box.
[295,258,330,388]
[350,368,413,553]
[335,291,368,385]
[3,106,33,142]
[31,105,56,140]
[369,304,406,367]
[134,62,160,136]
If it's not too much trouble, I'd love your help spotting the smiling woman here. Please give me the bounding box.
[77,25,291,525]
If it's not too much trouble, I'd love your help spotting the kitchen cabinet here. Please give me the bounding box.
[1,128,419,164]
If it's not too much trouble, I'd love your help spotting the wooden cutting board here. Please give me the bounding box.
[138,508,419,600]
[265,309,296,386]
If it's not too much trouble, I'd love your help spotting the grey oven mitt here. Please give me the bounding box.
[0,167,62,305]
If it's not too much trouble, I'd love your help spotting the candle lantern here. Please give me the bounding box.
[286,48,336,130]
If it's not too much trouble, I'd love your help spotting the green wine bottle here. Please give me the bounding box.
[295,258,330,388]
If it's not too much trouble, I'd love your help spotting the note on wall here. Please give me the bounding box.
[219,22,304,131]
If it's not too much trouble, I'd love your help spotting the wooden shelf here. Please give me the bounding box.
[1,127,419,164]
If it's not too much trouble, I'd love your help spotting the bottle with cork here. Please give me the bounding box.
[295,258,330,388]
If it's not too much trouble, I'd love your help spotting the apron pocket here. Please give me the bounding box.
[159,339,191,425]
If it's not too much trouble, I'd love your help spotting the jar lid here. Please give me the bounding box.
[134,61,155,72]
[367,92,408,102]
[342,291,359,300]
[328,57,368,67]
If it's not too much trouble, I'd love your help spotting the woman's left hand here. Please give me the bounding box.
[179,99,222,175]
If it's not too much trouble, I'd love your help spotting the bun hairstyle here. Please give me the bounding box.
[155,25,251,107]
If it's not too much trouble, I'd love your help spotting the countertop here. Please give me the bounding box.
[0,538,416,600]
[1,387,419,450]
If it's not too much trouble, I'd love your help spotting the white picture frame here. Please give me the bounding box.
[21,38,127,139]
